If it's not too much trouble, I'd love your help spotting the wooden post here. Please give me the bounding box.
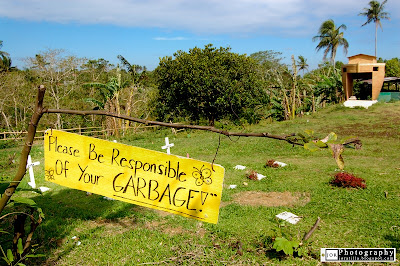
[0,85,46,214]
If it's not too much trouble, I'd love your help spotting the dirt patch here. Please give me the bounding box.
[229,191,310,207]
[81,217,137,234]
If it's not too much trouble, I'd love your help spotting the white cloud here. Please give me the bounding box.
[153,37,188,41]
[0,0,398,36]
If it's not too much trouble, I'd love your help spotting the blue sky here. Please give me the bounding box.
[0,0,399,71]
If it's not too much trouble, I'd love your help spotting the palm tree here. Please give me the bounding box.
[312,19,349,67]
[0,40,12,72]
[297,55,309,74]
[359,0,390,57]
[84,69,129,136]
[0,54,12,72]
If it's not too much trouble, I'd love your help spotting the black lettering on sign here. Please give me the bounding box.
[201,191,209,205]
[159,184,171,205]
[112,172,214,212]
[187,189,199,211]
[78,163,102,185]
[55,160,69,178]
[110,148,135,170]
[123,176,136,194]
[113,173,125,192]
[111,148,120,166]
[48,136,80,157]
[172,187,187,207]
[88,143,105,163]
[148,179,159,201]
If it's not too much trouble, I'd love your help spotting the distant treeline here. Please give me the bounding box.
[1,44,399,135]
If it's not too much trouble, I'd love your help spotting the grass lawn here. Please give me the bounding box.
[1,101,400,264]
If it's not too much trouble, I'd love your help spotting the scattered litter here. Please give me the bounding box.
[38,187,50,192]
[229,185,237,189]
[246,170,258,180]
[243,182,248,186]
[71,236,81,246]
[276,211,301,224]
[265,159,287,168]
[234,165,246,170]
[257,173,266,180]
[103,196,115,201]
[275,161,287,167]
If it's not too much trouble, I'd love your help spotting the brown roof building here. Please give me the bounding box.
[341,54,385,100]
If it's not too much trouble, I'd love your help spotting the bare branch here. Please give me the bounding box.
[303,217,321,242]
[43,108,304,146]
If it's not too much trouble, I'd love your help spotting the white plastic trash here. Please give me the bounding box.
[275,161,287,167]
[276,211,301,224]
[38,187,50,192]
[234,165,246,170]
[257,173,266,180]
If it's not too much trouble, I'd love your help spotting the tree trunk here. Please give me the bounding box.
[375,22,378,57]
[291,55,297,120]
[0,85,46,214]
[1,111,11,132]
[125,87,135,134]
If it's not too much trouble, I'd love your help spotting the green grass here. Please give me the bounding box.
[1,101,400,264]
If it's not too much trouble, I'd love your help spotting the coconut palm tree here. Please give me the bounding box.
[0,40,12,72]
[312,19,349,67]
[297,55,309,74]
[0,54,12,72]
[359,0,390,57]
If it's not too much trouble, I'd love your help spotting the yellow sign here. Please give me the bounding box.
[44,129,225,224]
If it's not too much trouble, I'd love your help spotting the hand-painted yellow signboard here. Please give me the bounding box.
[44,129,224,224]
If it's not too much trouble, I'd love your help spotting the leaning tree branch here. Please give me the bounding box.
[43,108,305,146]
[0,85,45,214]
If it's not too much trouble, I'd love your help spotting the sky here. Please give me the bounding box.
[0,0,399,71]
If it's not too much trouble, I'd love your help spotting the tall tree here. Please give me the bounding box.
[0,40,12,72]
[26,49,85,129]
[117,55,149,132]
[312,19,349,67]
[297,55,309,74]
[359,0,390,57]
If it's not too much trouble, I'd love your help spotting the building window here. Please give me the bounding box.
[373,67,379,71]
[343,68,347,72]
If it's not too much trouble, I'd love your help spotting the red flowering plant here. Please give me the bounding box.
[330,172,366,189]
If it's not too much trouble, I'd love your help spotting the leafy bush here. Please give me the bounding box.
[154,44,267,126]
